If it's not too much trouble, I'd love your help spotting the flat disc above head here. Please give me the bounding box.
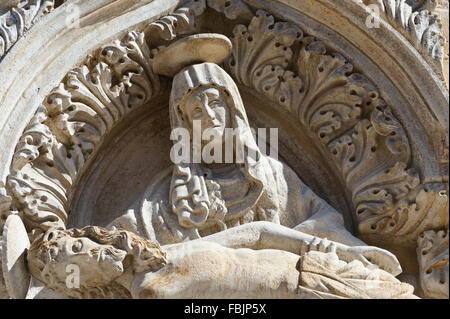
[152,33,233,77]
[2,215,31,299]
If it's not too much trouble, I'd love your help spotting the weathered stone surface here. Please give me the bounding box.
[0,237,8,299]
[417,229,449,299]
[152,33,233,77]
[0,0,448,299]
[0,1,22,14]
[1,215,31,299]
[0,0,55,60]
[435,0,449,88]
[25,225,417,299]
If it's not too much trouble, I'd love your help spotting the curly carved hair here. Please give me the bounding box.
[27,226,167,298]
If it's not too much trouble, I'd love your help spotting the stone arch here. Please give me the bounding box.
[0,0,448,298]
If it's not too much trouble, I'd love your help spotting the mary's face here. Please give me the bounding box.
[182,87,230,139]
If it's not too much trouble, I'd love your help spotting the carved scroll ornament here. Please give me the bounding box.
[225,9,448,244]
[2,30,160,237]
[0,0,56,60]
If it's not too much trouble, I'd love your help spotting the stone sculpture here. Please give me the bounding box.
[108,55,402,274]
[27,225,417,299]
[22,35,416,298]
[0,0,448,299]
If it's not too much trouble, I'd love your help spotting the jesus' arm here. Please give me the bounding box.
[164,221,402,276]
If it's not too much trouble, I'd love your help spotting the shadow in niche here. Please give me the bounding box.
[68,95,173,228]
[68,86,356,234]
[54,0,65,9]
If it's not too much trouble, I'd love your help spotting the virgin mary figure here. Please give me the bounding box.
[108,36,401,275]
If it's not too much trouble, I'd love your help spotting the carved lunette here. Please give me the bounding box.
[224,9,448,244]
[1,0,447,248]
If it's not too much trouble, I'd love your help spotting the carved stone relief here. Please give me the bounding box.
[0,0,57,60]
[25,225,418,299]
[5,30,161,237]
[0,0,448,299]
[361,0,447,82]
[417,228,449,298]
[224,9,448,247]
[366,1,444,59]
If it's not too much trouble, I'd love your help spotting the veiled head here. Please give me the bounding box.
[167,63,279,238]
[170,63,251,134]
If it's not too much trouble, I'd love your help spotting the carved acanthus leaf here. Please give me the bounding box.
[225,10,303,110]
[359,183,448,241]
[10,106,54,172]
[226,12,382,144]
[5,31,160,235]
[417,229,449,299]
[329,107,420,230]
[354,162,420,230]
[0,0,54,59]
[294,38,380,144]
[329,103,423,237]
[329,120,379,187]
[206,0,253,21]
[6,107,71,233]
[45,31,160,160]
[7,169,69,232]
[226,10,424,241]
[371,105,412,161]
[147,0,206,42]
[365,0,445,67]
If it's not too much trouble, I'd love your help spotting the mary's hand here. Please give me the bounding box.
[339,245,403,276]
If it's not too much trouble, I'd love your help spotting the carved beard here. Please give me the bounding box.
[184,168,258,237]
